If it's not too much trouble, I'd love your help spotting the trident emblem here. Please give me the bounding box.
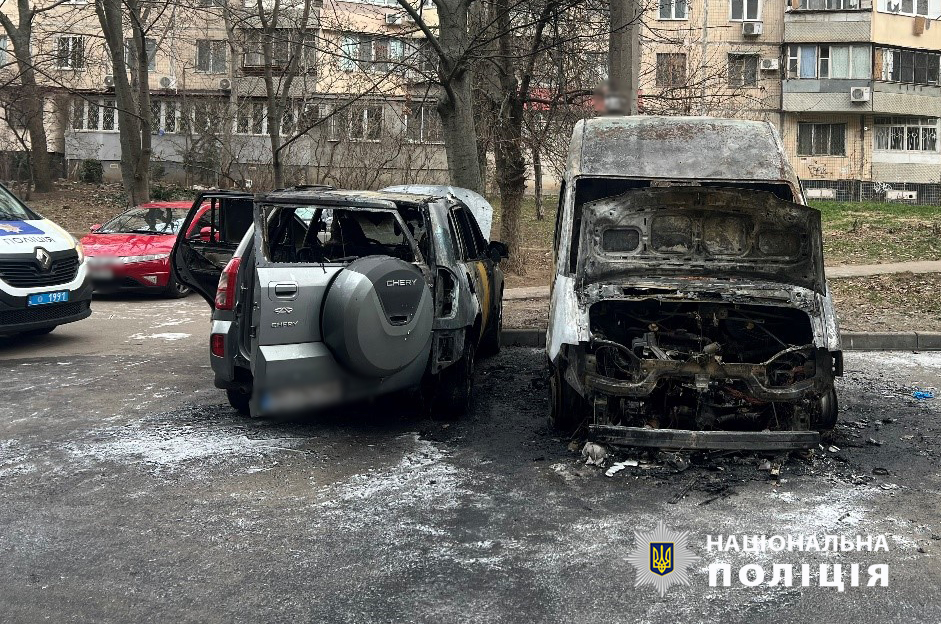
[650,542,673,576]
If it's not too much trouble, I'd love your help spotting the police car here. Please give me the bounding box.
[0,183,91,336]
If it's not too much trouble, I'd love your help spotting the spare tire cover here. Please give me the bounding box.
[321,255,433,378]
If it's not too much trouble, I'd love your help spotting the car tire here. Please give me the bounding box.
[435,336,475,420]
[226,387,251,416]
[479,299,502,357]
[549,365,588,433]
[164,273,191,299]
[813,388,839,431]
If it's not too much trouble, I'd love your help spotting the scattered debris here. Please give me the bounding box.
[758,459,772,471]
[605,459,638,477]
[658,451,690,472]
[581,442,608,466]
[770,463,782,480]
[912,390,935,400]
[872,467,890,475]
[918,545,929,554]
[867,438,883,446]
[828,445,841,453]
[669,475,701,504]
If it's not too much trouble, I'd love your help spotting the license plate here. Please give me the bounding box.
[28,291,69,306]
[90,268,114,281]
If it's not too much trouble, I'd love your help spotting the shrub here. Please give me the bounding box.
[78,159,103,184]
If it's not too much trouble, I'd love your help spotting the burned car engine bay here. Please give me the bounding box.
[584,297,841,434]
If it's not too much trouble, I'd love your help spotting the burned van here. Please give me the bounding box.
[547,116,842,450]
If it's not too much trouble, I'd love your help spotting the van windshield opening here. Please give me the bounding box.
[264,205,419,264]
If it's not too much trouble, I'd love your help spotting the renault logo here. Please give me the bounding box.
[35,247,52,272]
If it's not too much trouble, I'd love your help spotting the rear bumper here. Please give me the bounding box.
[0,278,93,334]
[590,425,821,450]
[88,258,171,291]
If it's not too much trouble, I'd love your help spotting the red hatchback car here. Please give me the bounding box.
[80,201,214,298]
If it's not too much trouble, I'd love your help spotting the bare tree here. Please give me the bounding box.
[0,0,72,192]
[95,0,166,205]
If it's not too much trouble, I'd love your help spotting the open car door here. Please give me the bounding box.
[171,191,255,307]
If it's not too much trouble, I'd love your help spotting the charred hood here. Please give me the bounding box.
[576,187,825,293]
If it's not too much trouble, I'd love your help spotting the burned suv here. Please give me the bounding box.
[547,116,842,450]
[171,187,506,417]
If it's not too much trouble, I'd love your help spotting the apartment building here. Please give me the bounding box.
[643,0,941,188]
[0,0,448,187]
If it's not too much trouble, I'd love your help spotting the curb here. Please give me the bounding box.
[500,329,941,351]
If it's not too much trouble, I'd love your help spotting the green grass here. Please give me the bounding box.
[812,200,941,264]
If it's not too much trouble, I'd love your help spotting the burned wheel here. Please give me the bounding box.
[226,387,251,416]
[549,365,588,433]
[435,337,475,420]
[812,388,839,431]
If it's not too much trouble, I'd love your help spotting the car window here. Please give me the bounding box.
[0,184,38,221]
[463,206,488,255]
[451,207,482,260]
[264,205,418,264]
[100,206,188,234]
[447,210,469,261]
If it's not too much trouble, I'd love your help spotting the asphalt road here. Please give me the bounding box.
[1,296,940,623]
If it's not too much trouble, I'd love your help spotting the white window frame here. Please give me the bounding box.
[874,117,939,152]
[406,104,443,144]
[150,100,180,135]
[884,0,930,17]
[658,0,689,20]
[56,36,85,70]
[72,98,119,132]
[730,0,761,21]
[796,122,847,156]
[195,39,227,74]
[788,44,871,79]
[728,54,759,87]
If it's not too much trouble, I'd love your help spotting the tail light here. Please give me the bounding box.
[215,256,242,310]
[210,333,225,357]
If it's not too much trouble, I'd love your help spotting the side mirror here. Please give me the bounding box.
[90,224,101,232]
[487,240,509,263]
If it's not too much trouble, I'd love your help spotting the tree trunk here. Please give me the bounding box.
[608,0,641,115]
[433,0,483,195]
[437,73,482,194]
[3,21,52,192]
[96,0,150,206]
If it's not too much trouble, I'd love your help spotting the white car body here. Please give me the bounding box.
[0,185,92,335]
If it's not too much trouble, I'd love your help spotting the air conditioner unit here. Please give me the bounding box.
[385,13,402,25]
[104,75,115,87]
[219,78,231,90]
[759,58,779,71]
[886,189,917,201]
[850,86,871,102]
[159,76,176,90]
[742,21,763,36]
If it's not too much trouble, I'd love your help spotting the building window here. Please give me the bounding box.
[874,117,938,151]
[797,123,846,156]
[125,38,157,71]
[341,34,405,73]
[787,44,870,79]
[730,0,760,20]
[656,53,686,87]
[728,54,758,87]
[659,0,688,19]
[236,101,266,135]
[884,0,930,17]
[196,39,227,74]
[72,98,118,132]
[797,0,860,8]
[327,103,383,141]
[150,100,179,135]
[877,48,940,86]
[56,36,85,70]
[406,104,442,143]
[243,30,314,71]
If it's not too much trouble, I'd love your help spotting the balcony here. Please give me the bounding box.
[783,78,941,115]
[784,6,873,43]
